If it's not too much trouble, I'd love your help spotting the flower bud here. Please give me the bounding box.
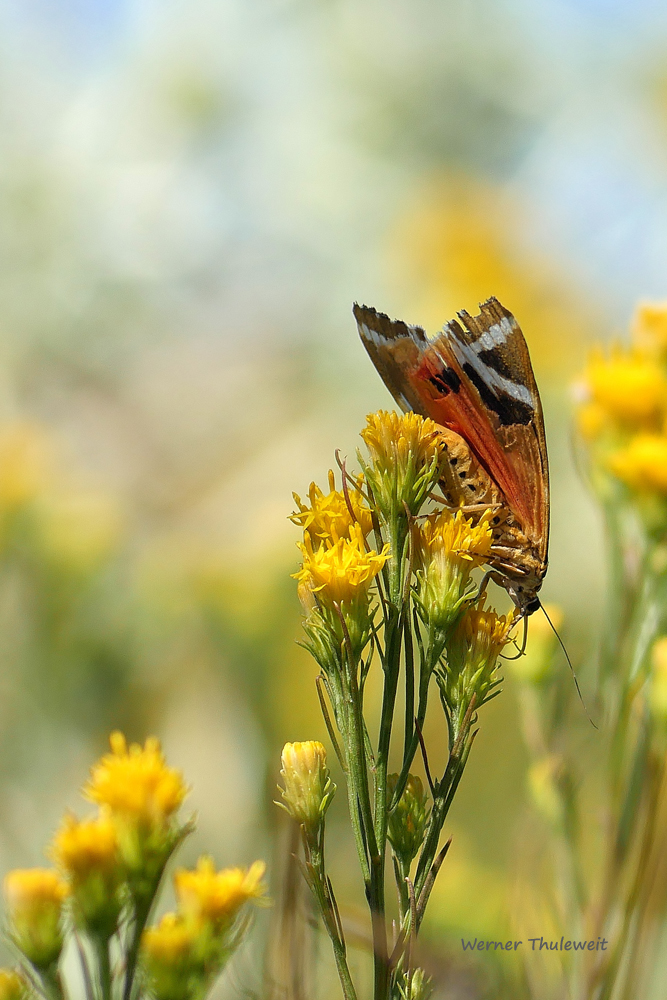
[51,811,121,937]
[279,741,336,842]
[0,970,29,1000]
[4,869,67,970]
[387,774,429,867]
[397,968,433,1000]
[359,411,446,522]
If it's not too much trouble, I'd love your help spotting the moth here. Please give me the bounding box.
[354,297,549,617]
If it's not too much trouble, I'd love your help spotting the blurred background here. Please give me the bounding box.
[0,0,666,995]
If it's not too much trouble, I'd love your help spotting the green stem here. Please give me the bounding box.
[95,937,112,1000]
[310,844,358,1000]
[123,893,153,1000]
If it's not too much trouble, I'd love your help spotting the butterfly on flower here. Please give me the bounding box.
[354,297,549,617]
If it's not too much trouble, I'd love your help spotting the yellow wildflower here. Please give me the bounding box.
[290,470,372,543]
[360,410,446,519]
[279,741,335,837]
[581,347,666,425]
[632,302,667,355]
[361,410,444,473]
[51,810,121,935]
[608,433,667,494]
[52,811,118,880]
[0,970,28,1000]
[174,857,266,929]
[0,423,51,510]
[85,732,188,827]
[293,522,389,607]
[576,401,609,441]
[4,869,68,969]
[441,601,517,720]
[142,914,202,1000]
[414,509,493,632]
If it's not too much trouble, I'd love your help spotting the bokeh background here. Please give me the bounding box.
[1,0,667,995]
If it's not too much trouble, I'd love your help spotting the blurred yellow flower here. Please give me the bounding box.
[608,433,667,494]
[4,869,68,969]
[582,347,666,425]
[51,811,121,935]
[576,401,609,441]
[0,423,52,511]
[85,732,188,828]
[508,604,562,684]
[290,470,372,544]
[174,857,266,929]
[143,912,197,963]
[632,302,667,355]
[293,522,389,607]
[36,490,123,573]
[0,970,28,1000]
[52,811,118,880]
[528,756,563,826]
[142,914,201,1000]
[361,410,444,479]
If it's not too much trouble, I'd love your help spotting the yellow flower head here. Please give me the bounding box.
[51,811,118,880]
[4,869,68,913]
[84,732,188,828]
[0,970,28,1000]
[387,774,429,866]
[290,470,372,544]
[580,346,666,426]
[456,603,518,659]
[293,522,389,608]
[417,508,493,566]
[0,423,52,511]
[4,869,68,970]
[279,741,335,834]
[360,411,446,518]
[414,509,493,632]
[174,857,266,929]
[441,601,518,717]
[632,302,667,355]
[608,433,667,495]
[142,913,197,964]
[142,914,201,1000]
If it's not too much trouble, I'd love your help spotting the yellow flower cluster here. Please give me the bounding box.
[294,523,389,608]
[414,509,494,632]
[290,470,372,543]
[360,410,444,477]
[576,303,667,504]
[142,858,266,1000]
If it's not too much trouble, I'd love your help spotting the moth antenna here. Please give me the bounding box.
[538,599,598,731]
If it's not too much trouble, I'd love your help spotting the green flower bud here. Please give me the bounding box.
[387,774,430,867]
[397,968,433,1000]
[279,742,336,844]
[4,869,68,970]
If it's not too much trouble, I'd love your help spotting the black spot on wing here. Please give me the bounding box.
[462,362,534,426]
[427,366,461,396]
